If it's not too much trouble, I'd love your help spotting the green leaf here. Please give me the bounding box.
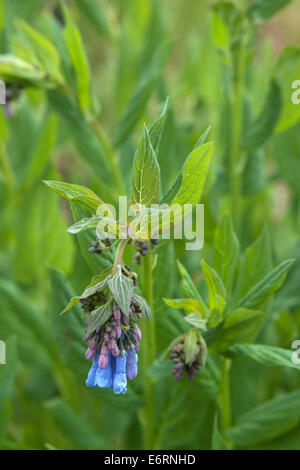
[149,97,169,155]
[62,3,92,111]
[242,80,282,150]
[228,343,300,370]
[212,415,230,450]
[184,313,207,330]
[213,214,239,295]
[171,142,214,206]
[130,125,160,207]
[160,124,212,206]
[201,260,227,315]
[87,300,112,334]
[67,216,102,234]
[235,225,272,299]
[15,19,64,84]
[43,180,103,212]
[212,308,263,352]
[163,298,206,316]
[248,0,292,22]
[61,276,110,315]
[0,54,55,88]
[226,389,300,447]
[176,260,203,302]
[133,294,151,320]
[114,40,173,146]
[212,2,245,54]
[235,259,295,310]
[107,265,134,317]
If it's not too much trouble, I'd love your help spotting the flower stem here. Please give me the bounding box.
[141,253,156,449]
[218,357,232,432]
[114,239,128,267]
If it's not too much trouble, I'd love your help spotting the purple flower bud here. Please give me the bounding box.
[116,326,122,339]
[121,314,129,325]
[110,341,120,357]
[135,325,142,341]
[98,344,109,368]
[114,309,121,321]
[104,334,110,344]
[89,339,98,350]
[85,347,96,360]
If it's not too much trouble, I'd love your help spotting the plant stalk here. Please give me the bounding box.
[218,357,232,432]
[141,253,156,449]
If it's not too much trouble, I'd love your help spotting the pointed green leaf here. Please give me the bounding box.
[62,3,92,111]
[171,142,213,206]
[236,225,272,299]
[212,308,263,352]
[130,126,160,207]
[87,300,112,334]
[67,216,102,234]
[201,260,227,314]
[248,0,292,22]
[242,80,282,150]
[228,343,300,370]
[107,265,134,317]
[176,260,203,302]
[236,259,295,310]
[149,97,169,155]
[43,180,103,212]
[226,389,300,447]
[163,298,206,316]
[133,294,151,320]
[213,214,239,295]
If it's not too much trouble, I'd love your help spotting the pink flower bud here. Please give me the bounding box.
[89,339,98,350]
[85,347,96,360]
[135,326,142,341]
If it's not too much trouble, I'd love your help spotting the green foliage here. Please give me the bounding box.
[0,0,299,452]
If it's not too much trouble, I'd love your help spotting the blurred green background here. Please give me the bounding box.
[1,0,300,450]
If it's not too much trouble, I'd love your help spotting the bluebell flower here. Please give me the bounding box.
[96,352,114,390]
[113,354,127,394]
[126,350,138,380]
[86,351,99,388]
[86,349,139,394]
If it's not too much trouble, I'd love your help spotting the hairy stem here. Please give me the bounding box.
[141,254,156,449]
[114,239,128,267]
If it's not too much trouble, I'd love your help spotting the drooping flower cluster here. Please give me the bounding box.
[169,332,207,381]
[72,263,149,394]
[132,237,158,265]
